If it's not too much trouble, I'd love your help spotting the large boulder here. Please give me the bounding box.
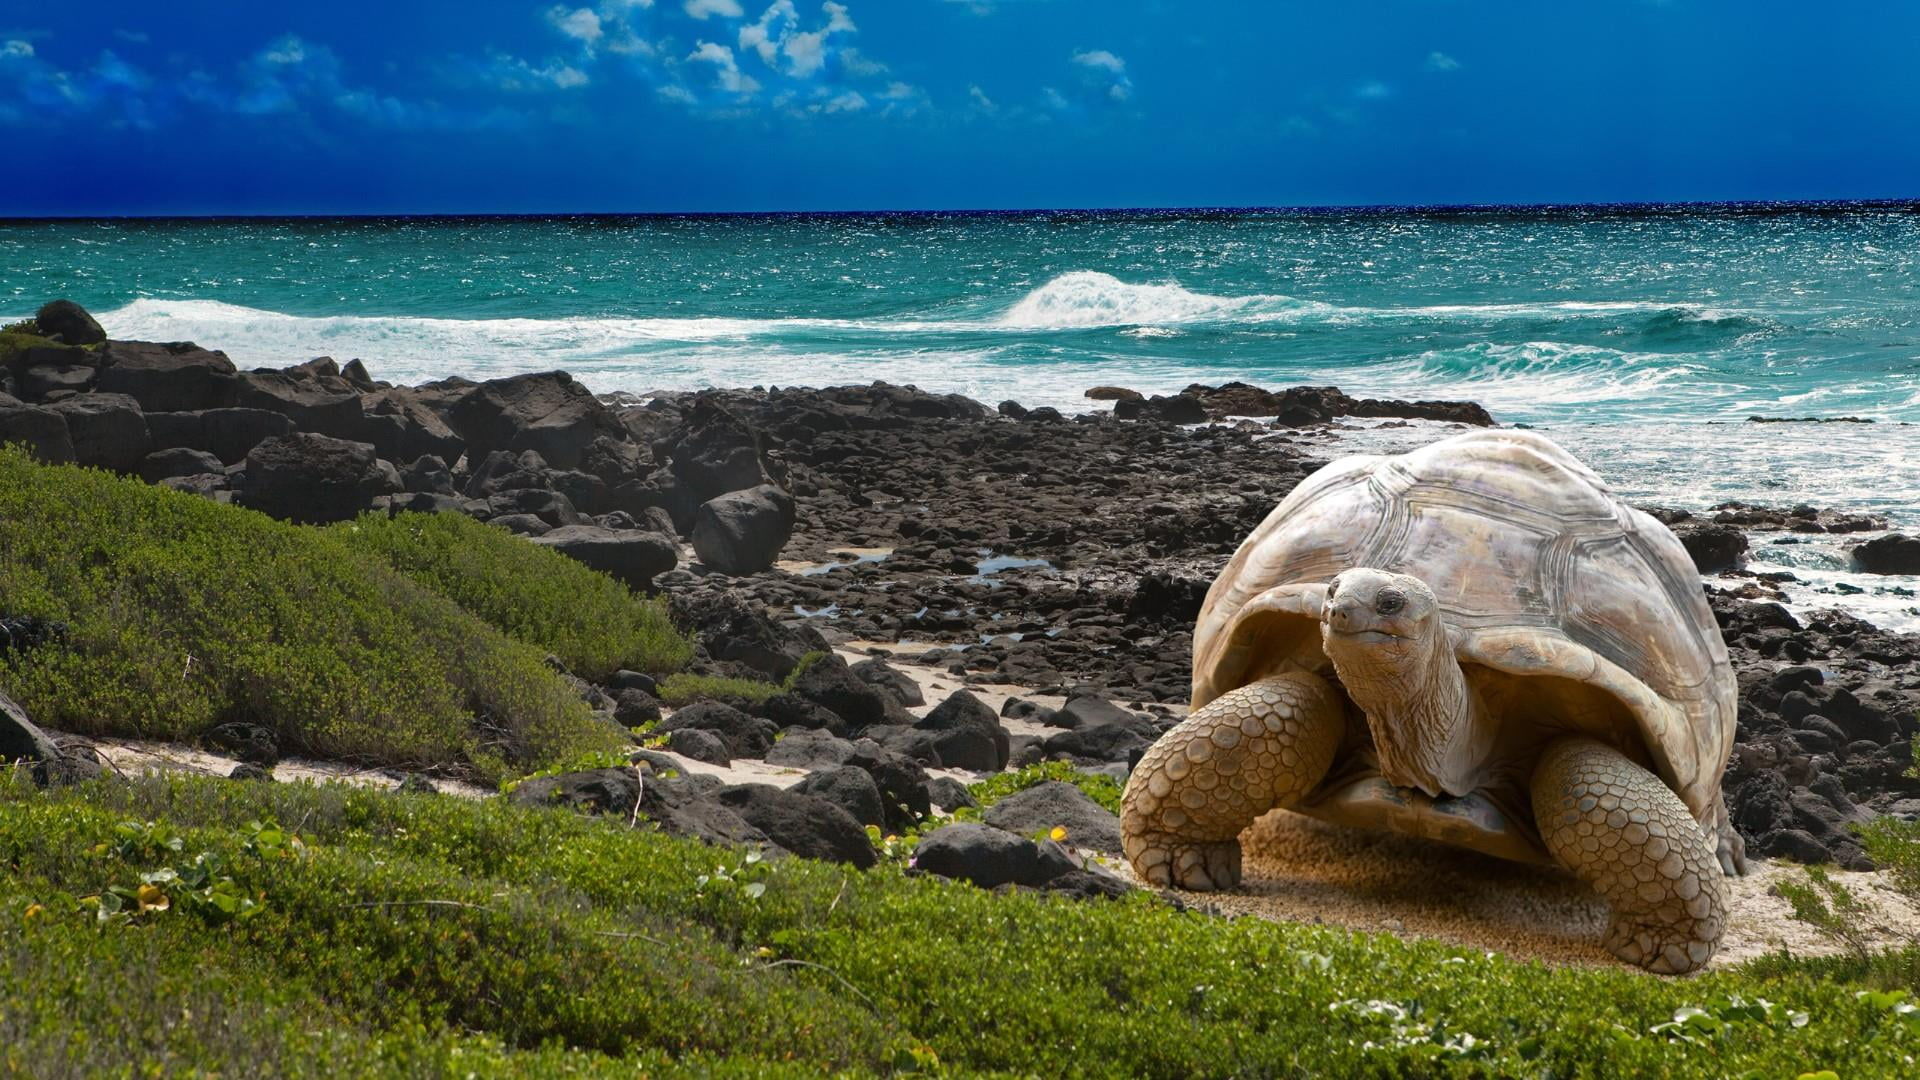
[0,689,100,786]
[95,341,237,412]
[1853,534,1920,575]
[652,701,776,759]
[359,388,465,464]
[234,371,365,433]
[789,654,903,731]
[791,765,887,828]
[145,408,296,465]
[529,525,677,590]
[508,767,770,848]
[664,398,780,504]
[447,371,626,471]
[915,690,1010,772]
[847,742,934,834]
[16,363,96,400]
[33,300,106,346]
[0,394,74,463]
[1112,393,1208,424]
[233,433,400,524]
[912,823,1077,888]
[711,784,877,867]
[981,781,1124,856]
[48,393,149,472]
[138,447,226,483]
[691,484,795,575]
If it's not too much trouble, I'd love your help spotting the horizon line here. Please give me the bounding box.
[5,196,1920,224]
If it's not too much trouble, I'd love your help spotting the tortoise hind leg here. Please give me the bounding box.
[1121,672,1344,891]
[1531,737,1728,974]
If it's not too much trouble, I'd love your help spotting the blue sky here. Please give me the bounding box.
[1,1,1916,214]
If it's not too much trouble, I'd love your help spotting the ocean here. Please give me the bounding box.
[4,205,1918,627]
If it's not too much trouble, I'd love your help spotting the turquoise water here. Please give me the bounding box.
[3,207,1918,536]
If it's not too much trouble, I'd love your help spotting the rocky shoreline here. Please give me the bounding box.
[2,299,1916,881]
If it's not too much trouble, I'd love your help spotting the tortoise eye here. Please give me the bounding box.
[1375,590,1405,615]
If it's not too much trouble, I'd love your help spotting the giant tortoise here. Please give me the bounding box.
[1120,428,1747,973]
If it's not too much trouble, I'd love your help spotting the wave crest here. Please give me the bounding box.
[997,271,1324,328]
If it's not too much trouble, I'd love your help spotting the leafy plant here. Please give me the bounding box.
[968,760,1125,814]
[337,512,692,679]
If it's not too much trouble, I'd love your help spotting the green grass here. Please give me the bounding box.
[968,760,1126,814]
[2,773,1917,1078]
[335,511,693,680]
[0,448,622,781]
[655,650,825,707]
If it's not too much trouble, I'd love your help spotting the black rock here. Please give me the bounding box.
[0,393,75,463]
[206,722,279,766]
[529,526,678,590]
[95,341,238,412]
[711,784,876,867]
[916,689,1011,772]
[1671,520,1750,574]
[228,763,274,782]
[981,780,1124,856]
[1853,534,1920,575]
[1044,722,1153,764]
[764,729,859,769]
[791,765,887,828]
[664,398,782,507]
[34,299,106,346]
[847,742,934,833]
[789,653,902,730]
[997,400,1028,419]
[233,433,400,524]
[509,767,770,849]
[611,688,663,728]
[49,393,150,472]
[488,513,552,536]
[666,728,731,765]
[0,690,101,786]
[926,776,978,812]
[692,484,796,575]
[448,371,627,471]
[608,669,660,695]
[851,657,924,707]
[138,447,225,483]
[912,823,1077,888]
[654,701,777,759]
[396,773,438,795]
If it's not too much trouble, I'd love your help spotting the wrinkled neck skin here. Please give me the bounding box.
[1324,619,1493,799]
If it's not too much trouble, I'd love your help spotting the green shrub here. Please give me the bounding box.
[3,773,1920,1078]
[336,511,692,680]
[969,759,1126,813]
[0,448,620,780]
[655,651,824,708]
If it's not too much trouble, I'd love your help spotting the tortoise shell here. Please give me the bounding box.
[1192,429,1735,824]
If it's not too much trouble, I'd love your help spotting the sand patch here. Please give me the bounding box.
[1109,809,1919,971]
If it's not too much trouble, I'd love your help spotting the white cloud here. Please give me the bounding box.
[262,38,307,66]
[838,47,885,77]
[1356,80,1391,99]
[1041,85,1068,110]
[820,88,865,112]
[688,40,759,94]
[685,0,744,18]
[1426,51,1460,72]
[0,40,33,60]
[967,83,995,111]
[740,1,796,65]
[490,52,594,91]
[656,83,696,104]
[548,6,604,47]
[1070,49,1124,74]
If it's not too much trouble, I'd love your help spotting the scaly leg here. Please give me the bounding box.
[1121,672,1344,890]
[1531,737,1728,974]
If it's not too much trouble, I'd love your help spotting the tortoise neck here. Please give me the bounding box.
[1327,617,1492,799]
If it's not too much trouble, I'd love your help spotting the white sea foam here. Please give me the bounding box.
[995,271,1330,328]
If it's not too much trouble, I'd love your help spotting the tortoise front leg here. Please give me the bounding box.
[1121,672,1344,891]
[1531,737,1729,974]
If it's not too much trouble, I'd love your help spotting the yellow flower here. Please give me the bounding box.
[135,884,170,914]
[22,903,43,923]
[1049,826,1068,843]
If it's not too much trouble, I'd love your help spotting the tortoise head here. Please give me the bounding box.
[1319,568,1440,652]
[1319,568,1489,798]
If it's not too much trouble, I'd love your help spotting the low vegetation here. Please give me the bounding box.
[336,511,691,680]
[1,773,1917,1077]
[654,650,825,707]
[0,449,634,781]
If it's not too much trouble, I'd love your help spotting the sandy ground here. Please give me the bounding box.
[77,646,1918,974]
